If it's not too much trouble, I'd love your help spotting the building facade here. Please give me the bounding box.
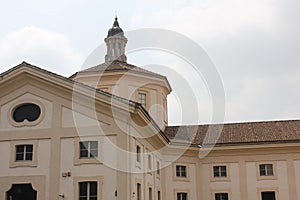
[0,17,299,200]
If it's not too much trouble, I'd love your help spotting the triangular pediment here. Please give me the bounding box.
[0,62,133,132]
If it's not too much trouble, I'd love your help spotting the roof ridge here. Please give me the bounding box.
[166,119,300,128]
[0,61,136,107]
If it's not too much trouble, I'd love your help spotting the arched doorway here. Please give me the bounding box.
[6,184,37,200]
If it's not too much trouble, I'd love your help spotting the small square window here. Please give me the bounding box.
[15,145,33,161]
[259,164,274,176]
[80,141,98,158]
[176,165,187,177]
[213,166,227,177]
[215,193,228,200]
[177,192,188,200]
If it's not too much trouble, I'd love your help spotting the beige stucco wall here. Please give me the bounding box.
[161,145,300,200]
[73,70,170,128]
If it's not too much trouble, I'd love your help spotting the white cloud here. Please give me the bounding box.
[132,0,279,40]
[130,0,300,123]
[0,26,83,76]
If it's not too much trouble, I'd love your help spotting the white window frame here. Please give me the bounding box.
[259,164,274,176]
[74,137,102,165]
[10,140,38,168]
[79,141,98,159]
[213,165,227,177]
[176,165,187,177]
[210,164,230,182]
[256,162,277,180]
[79,181,98,200]
[74,176,103,200]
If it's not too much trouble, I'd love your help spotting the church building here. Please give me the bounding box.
[0,17,300,200]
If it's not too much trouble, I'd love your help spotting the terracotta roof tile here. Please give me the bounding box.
[164,120,300,146]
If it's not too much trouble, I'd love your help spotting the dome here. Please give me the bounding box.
[107,17,124,37]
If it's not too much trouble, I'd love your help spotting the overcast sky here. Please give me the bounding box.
[0,0,299,125]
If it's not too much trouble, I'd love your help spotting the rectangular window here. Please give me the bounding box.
[177,192,187,200]
[138,93,146,108]
[158,191,161,200]
[79,141,98,158]
[79,181,97,200]
[149,187,152,200]
[157,161,160,175]
[16,144,33,161]
[136,145,141,163]
[261,191,276,200]
[259,164,274,176]
[213,166,227,177]
[215,193,228,200]
[148,154,152,170]
[176,165,187,177]
[137,183,141,200]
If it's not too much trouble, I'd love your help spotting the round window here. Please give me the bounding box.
[13,103,41,123]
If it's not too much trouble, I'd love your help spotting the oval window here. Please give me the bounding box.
[13,103,41,123]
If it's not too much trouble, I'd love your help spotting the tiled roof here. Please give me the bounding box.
[164,120,300,146]
[80,60,164,78]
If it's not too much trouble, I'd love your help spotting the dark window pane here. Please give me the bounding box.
[13,103,41,122]
[221,166,227,177]
[26,145,33,152]
[80,142,88,151]
[16,153,24,161]
[79,182,87,196]
[79,197,87,200]
[213,167,219,177]
[90,149,98,158]
[177,193,187,200]
[90,141,98,149]
[136,146,141,162]
[182,166,186,177]
[25,152,33,160]
[176,166,180,176]
[80,150,88,158]
[80,142,88,158]
[89,182,97,196]
[266,164,273,176]
[16,146,24,153]
[262,191,276,200]
[137,183,141,200]
[259,165,265,175]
